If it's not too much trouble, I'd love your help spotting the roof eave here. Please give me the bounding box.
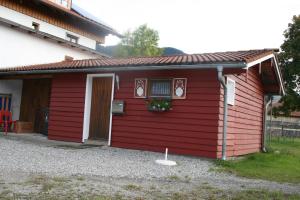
[38,0,121,37]
[0,62,247,75]
[0,17,110,58]
[245,53,285,95]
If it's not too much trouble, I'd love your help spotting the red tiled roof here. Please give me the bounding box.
[291,112,300,118]
[0,49,276,73]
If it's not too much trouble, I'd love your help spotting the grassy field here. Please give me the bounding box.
[1,185,300,200]
[216,137,300,183]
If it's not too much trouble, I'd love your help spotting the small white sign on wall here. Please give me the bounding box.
[226,77,236,105]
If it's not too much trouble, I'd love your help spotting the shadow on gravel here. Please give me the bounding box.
[52,144,104,150]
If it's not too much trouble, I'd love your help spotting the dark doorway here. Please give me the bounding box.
[19,79,51,134]
[89,77,112,140]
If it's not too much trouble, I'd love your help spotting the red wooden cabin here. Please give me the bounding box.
[0,49,284,159]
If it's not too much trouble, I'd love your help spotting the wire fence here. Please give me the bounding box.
[267,120,300,142]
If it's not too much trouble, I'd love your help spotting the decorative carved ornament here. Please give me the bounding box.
[134,78,147,98]
[172,78,187,99]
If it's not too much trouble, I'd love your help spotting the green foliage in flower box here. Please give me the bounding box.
[147,98,172,112]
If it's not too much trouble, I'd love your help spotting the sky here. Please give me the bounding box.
[73,0,299,54]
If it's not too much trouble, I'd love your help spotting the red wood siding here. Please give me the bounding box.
[111,70,220,158]
[48,73,86,142]
[44,67,265,158]
[217,66,264,158]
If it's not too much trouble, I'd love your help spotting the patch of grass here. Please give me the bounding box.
[167,175,181,181]
[41,182,56,192]
[168,186,300,200]
[52,176,69,183]
[149,185,156,190]
[123,184,142,191]
[26,175,67,192]
[215,138,300,183]
[26,175,49,185]
[76,176,85,181]
[134,197,144,200]
[171,192,189,200]
[232,189,300,200]
[0,190,12,199]
[8,190,300,200]
[11,192,125,200]
[184,175,191,183]
[1,182,300,200]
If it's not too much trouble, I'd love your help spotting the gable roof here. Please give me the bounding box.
[0,49,284,95]
[0,49,276,72]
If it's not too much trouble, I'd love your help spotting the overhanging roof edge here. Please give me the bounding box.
[0,62,247,75]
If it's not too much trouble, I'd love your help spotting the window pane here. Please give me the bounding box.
[66,34,78,44]
[150,80,171,97]
[57,0,68,7]
[62,0,68,7]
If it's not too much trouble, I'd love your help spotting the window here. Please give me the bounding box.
[149,79,172,97]
[226,77,236,105]
[32,22,40,31]
[66,33,78,44]
[95,42,102,51]
[56,0,69,7]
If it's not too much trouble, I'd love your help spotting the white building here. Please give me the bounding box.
[0,0,120,121]
[0,0,120,68]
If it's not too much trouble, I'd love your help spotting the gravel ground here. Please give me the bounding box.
[0,134,214,179]
[0,133,299,199]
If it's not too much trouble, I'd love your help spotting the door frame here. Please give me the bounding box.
[82,73,115,145]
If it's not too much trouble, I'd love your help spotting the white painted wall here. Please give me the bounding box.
[0,25,100,68]
[0,80,23,120]
[0,6,97,49]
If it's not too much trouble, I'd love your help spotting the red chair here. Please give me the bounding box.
[0,111,16,135]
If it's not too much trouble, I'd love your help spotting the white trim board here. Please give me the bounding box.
[246,54,274,69]
[82,73,115,145]
[245,53,285,95]
[272,56,285,95]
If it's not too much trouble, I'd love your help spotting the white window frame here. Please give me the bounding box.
[32,22,40,31]
[56,0,69,8]
[148,79,172,98]
[66,33,79,44]
[226,77,236,106]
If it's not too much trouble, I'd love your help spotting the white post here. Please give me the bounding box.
[155,147,176,166]
[165,148,168,160]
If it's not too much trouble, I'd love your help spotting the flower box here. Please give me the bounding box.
[146,98,172,112]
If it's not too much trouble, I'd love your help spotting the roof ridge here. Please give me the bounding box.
[93,48,277,61]
[195,48,276,55]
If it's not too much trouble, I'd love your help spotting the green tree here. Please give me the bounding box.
[116,24,162,57]
[275,15,300,116]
